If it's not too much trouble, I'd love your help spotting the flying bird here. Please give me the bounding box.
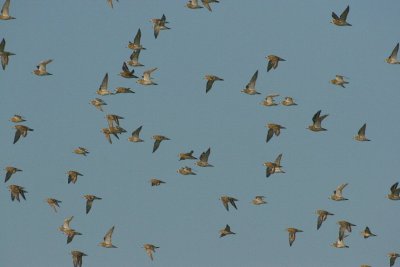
[387,182,400,200]
[266,123,285,143]
[337,220,356,241]
[386,43,400,64]
[195,147,213,167]
[220,195,238,211]
[90,98,107,111]
[287,228,303,246]
[9,114,25,123]
[74,147,89,156]
[177,166,196,175]
[97,73,113,96]
[8,184,27,201]
[128,126,144,142]
[46,198,62,212]
[252,196,267,205]
[152,135,170,153]
[266,55,285,72]
[0,38,15,70]
[99,226,117,248]
[68,170,83,184]
[4,166,22,183]
[33,59,53,76]
[316,210,334,230]
[178,150,197,161]
[361,226,376,239]
[219,224,235,238]
[205,75,223,93]
[261,94,279,106]
[308,110,328,132]
[151,14,170,39]
[0,0,15,20]
[13,125,33,144]
[59,216,74,233]
[331,5,351,26]
[128,29,146,51]
[114,87,135,94]
[330,75,349,88]
[330,183,349,201]
[241,70,261,95]
[331,235,349,248]
[281,97,297,106]
[354,123,370,141]
[388,252,400,267]
[127,49,144,67]
[137,68,158,85]
[150,178,165,186]
[119,62,137,78]
[71,251,87,267]
[264,153,284,178]
[143,244,159,261]
[84,195,101,214]
[186,0,203,9]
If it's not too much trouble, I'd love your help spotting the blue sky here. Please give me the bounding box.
[1,1,400,266]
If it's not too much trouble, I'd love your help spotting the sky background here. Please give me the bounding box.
[1,1,400,266]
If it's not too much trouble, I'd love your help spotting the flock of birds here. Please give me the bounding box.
[2,1,400,267]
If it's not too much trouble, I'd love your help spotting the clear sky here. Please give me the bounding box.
[1,1,400,266]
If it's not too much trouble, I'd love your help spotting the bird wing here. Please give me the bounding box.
[358,123,366,136]
[336,183,348,195]
[134,29,141,45]
[130,49,140,61]
[152,139,161,153]
[201,0,212,11]
[340,5,350,20]
[99,73,108,91]
[5,169,12,182]
[86,199,93,214]
[63,216,73,230]
[274,154,283,165]
[229,198,238,210]
[0,38,5,52]
[317,215,324,230]
[390,43,399,59]
[246,70,258,89]
[143,68,157,80]
[312,110,322,124]
[1,0,10,16]
[104,226,114,243]
[153,25,160,39]
[206,79,214,93]
[132,126,142,137]
[266,128,274,143]
[13,128,22,144]
[390,182,399,193]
